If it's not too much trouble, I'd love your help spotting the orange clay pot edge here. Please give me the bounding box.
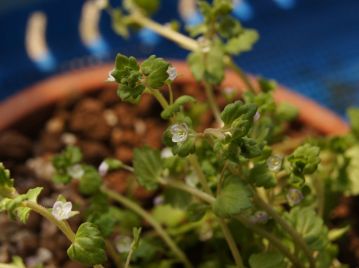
[0,61,349,135]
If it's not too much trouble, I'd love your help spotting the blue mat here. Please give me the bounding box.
[0,0,358,117]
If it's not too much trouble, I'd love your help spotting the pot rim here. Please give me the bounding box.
[0,61,349,135]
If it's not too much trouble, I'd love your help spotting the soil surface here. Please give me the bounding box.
[0,84,356,267]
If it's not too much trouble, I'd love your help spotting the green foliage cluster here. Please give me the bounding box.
[1,0,358,268]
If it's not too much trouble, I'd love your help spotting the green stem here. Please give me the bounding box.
[23,202,105,268]
[159,178,215,204]
[225,58,257,94]
[24,201,75,242]
[253,195,316,268]
[149,89,169,109]
[203,82,223,127]
[188,155,244,268]
[235,215,305,268]
[160,179,304,268]
[314,176,325,218]
[168,83,174,105]
[101,186,192,268]
[0,264,18,268]
[124,250,133,268]
[105,240,122,268]
[129,13,198,51]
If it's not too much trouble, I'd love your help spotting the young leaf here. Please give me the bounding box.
[0,187,43,223]
[67,222,107,266]
[285,207,329,250]
[249,252,286,268]
[161,95,196,120]
[53,146,82,184]
[221,101,257,126]
[133,147,162,190]
[248,162,276,188]
[79,165,102,195]
[0,163,14,197]
[213,175,252,217]
[288,144,320,175]
[347,107,359,139]
[225,29,259,55]
[141,55,170,89]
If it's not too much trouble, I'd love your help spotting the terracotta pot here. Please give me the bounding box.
[0,61,349,135]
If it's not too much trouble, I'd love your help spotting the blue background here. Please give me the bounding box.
[0,0,358,117]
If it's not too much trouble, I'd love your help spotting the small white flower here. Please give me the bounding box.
[249,211,269,224]
[267,154,283,172]
[52,201,72,221]
[197,36,210,53]
[185,172,198,188]
[67,164,84,179]
[107,69,115,82]
[98,161,109,177]
[153,195,164,206]
[199,222,213,241]
[115,235,132,253]
[161,147,173,159]
[170,123,189,143]
[286,188,303,206]
[167,66,177,81]
[254,111,261,122]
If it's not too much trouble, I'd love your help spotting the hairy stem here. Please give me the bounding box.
[253,194,316,268]
[203,82,223,127]
[235,215,305,268]
[148,88,169,109]
[188,155,244,268]
[24,201,76,242]
[105,240,122,268]
[129,13,198,51]
[101,186,192,268]
[160,179,305,268]
[224,58,256,94]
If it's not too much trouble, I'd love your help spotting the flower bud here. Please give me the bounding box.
[286,188,303,206]
[267,154,283,172]
[249,211,269,224]
[67,164,84,179]
[115,235,132,253]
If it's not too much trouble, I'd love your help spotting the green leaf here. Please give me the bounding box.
[0,187,43,223]
[288,144,320,175]
[249,162,276,188]
[221,101,257,126]
[133,0,160,15]
[348,107,359,138]
[0,162,13,189]
[161,95,196,119]
[225,29,259,55]
[67,222,107,266]
[133,147,162,190]
[0,163,14,197]
[52,146,82,184]
[141,55,170,89]
[188,40,225,84]
[111,9,129,38]
[239,137,263,159]
[328,225,349,241]
[213,175,252,217]
[285,207,329,250]
[79,165,102,195]
[152,204,186,227]
[276,103,299,121]
[258,77,277,93]
[187,51,205,81]
[249,252,286,268]
[163,188,192,209]
[345,145,359,195]
[187,203,208,222]
[113,54,144,102]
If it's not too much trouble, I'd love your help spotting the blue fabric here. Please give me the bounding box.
[0,0,358,117]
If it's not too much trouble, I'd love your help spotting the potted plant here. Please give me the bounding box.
[1,0,358,267]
